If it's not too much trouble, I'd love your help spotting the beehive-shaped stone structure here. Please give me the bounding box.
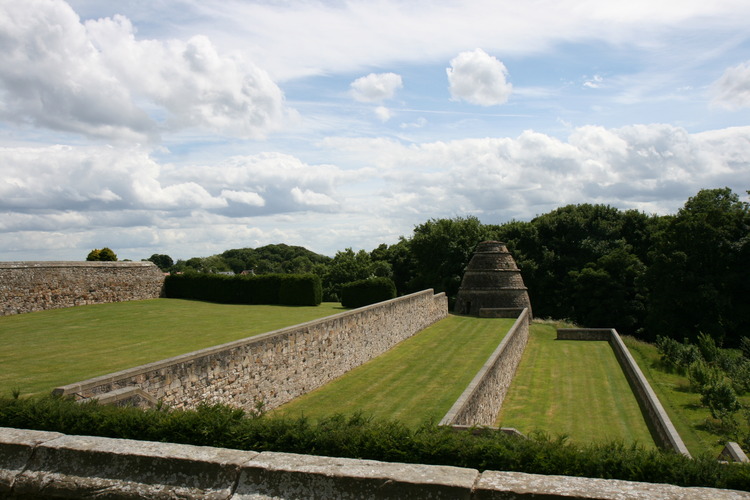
[454,241,531,317]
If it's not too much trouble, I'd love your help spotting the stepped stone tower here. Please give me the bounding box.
[454,241,532,317]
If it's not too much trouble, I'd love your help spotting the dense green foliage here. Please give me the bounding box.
[340,277,396,308]
[149,187,748,346]
[145,253,173,271]
[164,273,322,306]
[86,247,117,261]
[1,396,747,491]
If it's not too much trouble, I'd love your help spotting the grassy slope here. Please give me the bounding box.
[623,336,750,457]
[497,323,656,448]
[0,299,343,396]
[273,316,515,427]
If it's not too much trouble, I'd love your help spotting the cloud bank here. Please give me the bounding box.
[2,124,747,260]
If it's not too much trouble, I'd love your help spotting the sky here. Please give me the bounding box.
[1,0,749,262]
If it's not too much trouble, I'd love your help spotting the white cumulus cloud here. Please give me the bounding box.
[712,61,750,110]
[350,72,403,102]
[0,0,288,142]
[447,49,512,106]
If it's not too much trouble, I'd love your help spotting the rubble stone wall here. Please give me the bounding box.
[54,290,448,412]
[0,262,165,316]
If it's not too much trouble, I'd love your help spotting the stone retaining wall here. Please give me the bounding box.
[557,328,691,456]
[439,308,530,427]
[54,290,448,413]
[2,427,747,499]
[0,261,165,316]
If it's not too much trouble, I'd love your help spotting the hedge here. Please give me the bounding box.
[0,396,748,491]
[340,277,396,308]
[164,273,322,306]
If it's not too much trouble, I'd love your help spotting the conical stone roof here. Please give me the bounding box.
[454,241,532,317]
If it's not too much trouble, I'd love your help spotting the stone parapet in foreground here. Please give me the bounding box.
[2,427,747,499]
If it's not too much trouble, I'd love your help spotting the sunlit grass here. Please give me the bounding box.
[0,299,343,396]
[497,322,656,448]
[273,315,515,427]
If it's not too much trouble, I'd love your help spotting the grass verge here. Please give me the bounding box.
[0,299,343,396]
[623,336,750,457]
[273,315,515,427]
[497,322,656,448]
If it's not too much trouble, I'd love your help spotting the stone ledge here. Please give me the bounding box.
[2,427,748,499]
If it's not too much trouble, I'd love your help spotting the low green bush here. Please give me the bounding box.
[0,395,748,491]
[164,273,321,306]
[340,277,396,308]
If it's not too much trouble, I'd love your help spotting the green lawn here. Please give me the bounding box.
[623,336,750,457]
[273,315,515,427]
[497,323,656,448]
[0,299,343,396]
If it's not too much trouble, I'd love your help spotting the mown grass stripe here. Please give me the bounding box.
[273,315,515,427]
[497,324,656,448]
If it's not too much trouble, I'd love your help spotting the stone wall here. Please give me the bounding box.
[440,308,530,427]
[3,427,747,499]
[556,328,691,456]
[54,290,448,412]
[0,261,165,316]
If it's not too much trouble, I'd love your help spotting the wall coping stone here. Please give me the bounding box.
[2,427,748,499]
[0,261,158,269]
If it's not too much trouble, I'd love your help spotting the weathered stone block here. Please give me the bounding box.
[234,451,477,499]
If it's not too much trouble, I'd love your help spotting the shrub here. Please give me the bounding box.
[340,277,396,308]
[0,396,749,491]
[164,273,321,306]
[687,360,720,393]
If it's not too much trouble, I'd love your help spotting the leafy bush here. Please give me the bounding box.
[1,395,748,491]
[687,360,721,393]
[340,277,396,308]
[164,273,321,306]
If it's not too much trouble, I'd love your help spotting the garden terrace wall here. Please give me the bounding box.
[440,308,530,427]
[0,261,165,316]
[3,427,746,499]
[557,328,690,456]
[54,290,448,412]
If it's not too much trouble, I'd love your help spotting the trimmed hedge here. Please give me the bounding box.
[164,273,322,306]
[0,396,748,491]
[340,277,397,308]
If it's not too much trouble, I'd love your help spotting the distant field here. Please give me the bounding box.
[497,323,656,448]
[273,316,515,427]
[0,299,343,396]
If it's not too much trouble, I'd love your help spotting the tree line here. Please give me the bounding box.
[145,187,749,347]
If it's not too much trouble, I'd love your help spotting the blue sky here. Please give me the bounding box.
[1,0,749,261]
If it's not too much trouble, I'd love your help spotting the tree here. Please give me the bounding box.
[86,247,117,261]
[408,216,496,301]
[644,188,750,346]
[146,254,173,272]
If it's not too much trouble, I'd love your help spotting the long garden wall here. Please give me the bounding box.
[54,290,448,413]
[557,328,691,456]
[440,308,530,427]
[0,261,165,316]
